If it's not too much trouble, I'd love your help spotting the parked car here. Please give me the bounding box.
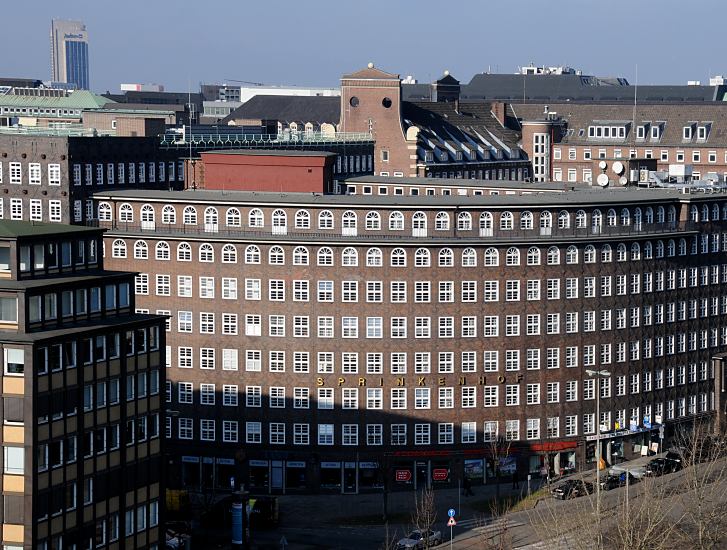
[645,457,682,477]
[552,480,594,500]
[608,464,648,479]
[396,529,443,549]
[600,471,639,490]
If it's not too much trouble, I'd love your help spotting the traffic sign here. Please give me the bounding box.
[447,508,456,518]
[432,468,449,481]
[395,469,412,482]
[447,517,457,527]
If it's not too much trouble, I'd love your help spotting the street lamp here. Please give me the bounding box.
[586,368,610,548]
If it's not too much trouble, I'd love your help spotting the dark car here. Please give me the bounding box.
[600,471,639,490]
[646,457,682,477]
[552,479,594,500]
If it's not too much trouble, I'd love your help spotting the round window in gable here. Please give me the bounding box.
[382,97,392,108]
[349,96,360,107]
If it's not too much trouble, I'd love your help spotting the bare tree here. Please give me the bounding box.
[477,499,514,550]
[411,486,437,548]
[487,435,513,502]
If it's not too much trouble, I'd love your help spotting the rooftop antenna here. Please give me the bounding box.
[631,64,638,147]
[187,76,195,190]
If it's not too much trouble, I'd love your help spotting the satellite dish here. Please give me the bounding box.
[618,176,628,186]
[598,160,608,170]
[596,173,609,187]
[613,161,625,175]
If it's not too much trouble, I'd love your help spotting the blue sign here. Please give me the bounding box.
[448,508,456,518]
[643,416,652,429]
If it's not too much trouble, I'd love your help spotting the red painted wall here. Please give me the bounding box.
[200,152,334,193]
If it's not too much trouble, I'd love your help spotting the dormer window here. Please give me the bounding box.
[455,151,463,161]
[636,125,647,140]
[650,125,660,140]
[440,151,448,161]
[424,151,434,162]
[697,125,709,141]
[683,125,693,140]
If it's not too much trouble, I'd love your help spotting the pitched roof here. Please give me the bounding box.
[342,65,400,80]
[0,89,110,109]
[222,95,340,125]
[512,102,727,146]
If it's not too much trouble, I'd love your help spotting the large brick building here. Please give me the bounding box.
[0,220,165,549]
[92,177,725,494]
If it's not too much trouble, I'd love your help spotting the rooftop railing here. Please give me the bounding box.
[91,220,699,243]
[0,125,116,137]
[159,131,373,148]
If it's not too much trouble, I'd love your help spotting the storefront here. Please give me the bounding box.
[248,459,270,492]
[358,462,383,491]
[285,461,307,490]
[320,461,342,491]
[464,459,485,485]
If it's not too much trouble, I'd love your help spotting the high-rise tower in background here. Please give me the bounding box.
[50,19,90,90]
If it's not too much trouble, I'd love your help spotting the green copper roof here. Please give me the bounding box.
[0,90,111,110]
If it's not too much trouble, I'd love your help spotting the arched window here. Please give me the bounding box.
[540,211,552,228]
[678,238,687,256]
[723,204,727,221]
[177,242,192,261]
[199,244,214,262]
[634,207,642,229]
[438,248,454,267]
[317,247,333,266]
[566,245,578,264]
[412,211,427,236]
[584,245,596,263]
[365,211,381,230]
[366,248,383,267]
[601,244,612,263]
[500,211,513,230]
[457,212,472,231]
[342,247,359,266]
[655,240,665,258]
[480,212,494,235]
[342,211,357,235]
[318,210,334,229]
[414,248,431,267]
[713,204,720,221]
[222,244,237,263]
[645,207,654,224]
[268,246,285,265]
[389,211,404,231]
[620,208,631,226]
[272,209,287,234]
[162,205,176,225]
[183,206,197,225]
[435,211,450,231]
[643,242,653,259]
[668,206,677,224]
[462,248,477,267]
[98,202,112,221]
[656,206,665,224]
[133,240,148,260]
[575,210,587,229]
[248,208,264,228]
[630,242,641,261]
[591,209,602,233]
[558,210,570,229]
[547,246,560,265]
[701,204,710,222]
[391,248,407,267]
[155,241,170,260]
[112,239,127,258]
[204,207,219,232]
[526,247,540,266]
[295,209,310,229]
[226,208,241,227]
[505,247,520,266]
[483,247,499,266]
[119,203,134,223]
[606,209,617,226]
[245,245,260,264]
[293,246,309,265]
[614,244,624,262]
[140,204,155,229]
[520,211,533,230]
[667,240,676,257]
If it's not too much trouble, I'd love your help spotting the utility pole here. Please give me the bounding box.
[586,368,611,550]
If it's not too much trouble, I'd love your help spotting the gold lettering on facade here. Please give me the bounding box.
[438,377,445,386]
[338,377,345,386]
[418,377,426,386]
[516,373,524,382]
[316,377,324,386]
[479,376,487,385]
[459,376,466,385]
[396,377,405,386]
[497,375,506,384]
[358,378,366,387]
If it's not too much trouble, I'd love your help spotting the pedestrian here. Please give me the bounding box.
[512,470,519,489]
[462,476,474,496]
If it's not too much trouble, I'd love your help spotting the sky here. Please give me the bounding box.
[2,0,725,94]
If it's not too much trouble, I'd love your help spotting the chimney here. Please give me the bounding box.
[491,101,508,126]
